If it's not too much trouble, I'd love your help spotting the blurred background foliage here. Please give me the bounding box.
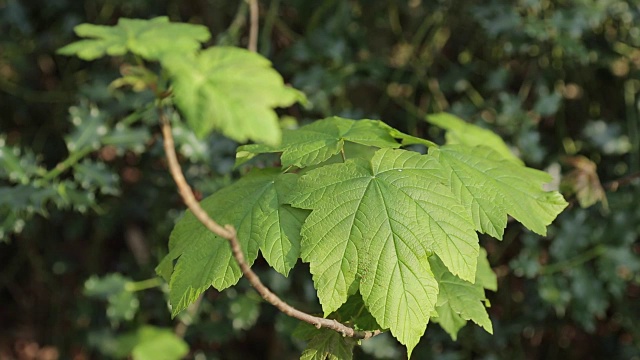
[1,0,639,359]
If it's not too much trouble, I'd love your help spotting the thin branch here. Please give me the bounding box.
[604,171,640,191]
[248,0,259,52]
[158,108,381,340]
[41,147,93,181]
[539,245,605,275]
[566,170,640,208]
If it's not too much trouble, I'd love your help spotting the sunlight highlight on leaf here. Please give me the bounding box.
[163,47,305,145]
[57,17,210,61]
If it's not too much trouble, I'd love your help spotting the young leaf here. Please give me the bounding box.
[57,17,210,61]
[429,145,568,237]
[300,328,357,360]
[235,143,281,168]
[162,47,305,145]
[426,113,522,164]
[289,148,481,354]
[385,127,438,148]
[237,117,401,168]
[156,169,306,316]
[429,255,493,340]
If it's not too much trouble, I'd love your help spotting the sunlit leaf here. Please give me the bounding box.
[430,254,493,340]
[57,17,210,61]
[426,112,522,164]
[236,117,404,168]
[163,47,305,144]
[289,148,480,355]
[430,145,568,237]
[157,169,307,316]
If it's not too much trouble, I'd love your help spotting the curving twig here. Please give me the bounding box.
[604,171,640,191]
[158,108,381,340]
[248,0,259,52]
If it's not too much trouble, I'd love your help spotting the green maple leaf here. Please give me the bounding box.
[300,328,356,360]
[289,148,480,355]
[430,255,493,340]
[57,17,210,61]
[430,145,568,237]
[426,112,522,164]
[162,47,305,144]
[334,293,381,331]
[156,169,307,316]
[475,248,497,292]
[236,117,401,168]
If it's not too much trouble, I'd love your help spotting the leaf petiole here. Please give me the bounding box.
[125,277,164,292]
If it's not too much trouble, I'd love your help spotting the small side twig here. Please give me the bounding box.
[604,171,640,191]
[248,0,259,52]
[158,109,380,340]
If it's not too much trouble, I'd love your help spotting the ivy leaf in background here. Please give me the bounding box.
[429,145,567,237]
[74,160,120,196]
[430,253,493,341]
[157,169,307,316]
[101,124,151,155]
[0,146,42,184]
[426,112,522,164]
[289,148,479,355]
[162,47,305,145]
[57,17,210,61]
[65,103,106,153]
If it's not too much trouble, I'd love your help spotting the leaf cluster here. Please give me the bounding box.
[58,17,305,146]
[56,17,568,358]
[160,115,567,356]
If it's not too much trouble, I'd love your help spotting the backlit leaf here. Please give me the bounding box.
[430,255,493,340]
[289,148,480,355]
[426,112,522,164]
[236,117,401,168]
[430,145,568,237]
[162,47,305,144]
[157,169,306,316]
[57,17,210,61]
